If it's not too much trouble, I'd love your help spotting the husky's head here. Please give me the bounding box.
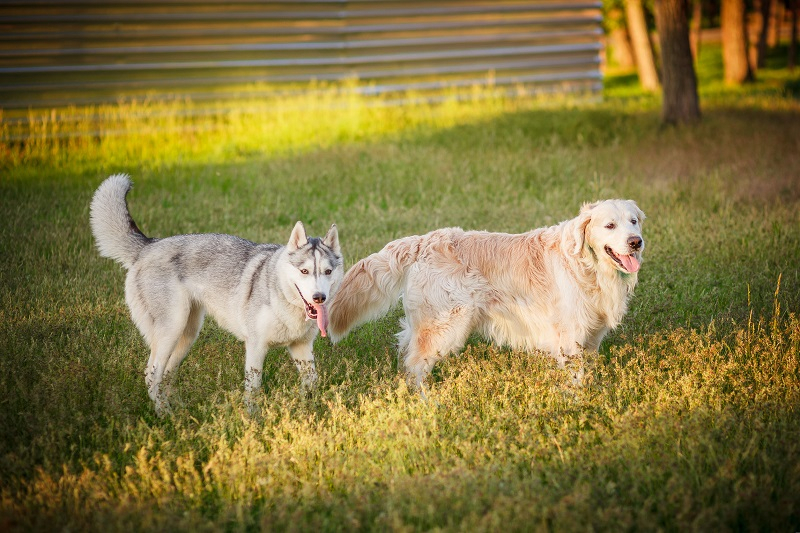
[573,199,645,275]
[286,221,344,337]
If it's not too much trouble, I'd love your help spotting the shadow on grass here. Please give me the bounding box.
[783,76,800,98]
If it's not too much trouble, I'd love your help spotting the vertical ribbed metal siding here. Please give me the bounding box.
[0,1,603,112]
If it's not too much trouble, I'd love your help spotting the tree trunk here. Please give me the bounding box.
[722,0,754,83]
[626,0,661,90]
[655,0,702,124]
[790,0,798,70]
[755,0,772,67]
[767,0,783,48]
[690,0,703,59]
[609,8,636,68]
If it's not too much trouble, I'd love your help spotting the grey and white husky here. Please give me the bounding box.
[90,174,343,415]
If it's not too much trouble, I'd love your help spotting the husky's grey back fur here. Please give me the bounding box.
[90,174,343,416]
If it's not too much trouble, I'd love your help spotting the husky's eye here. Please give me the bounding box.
[605,222,617,230]
[300,268,309,275]
[324,269,332,275]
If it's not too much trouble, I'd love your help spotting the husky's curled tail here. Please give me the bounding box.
[328,235,423,342]
[90,174,151,270]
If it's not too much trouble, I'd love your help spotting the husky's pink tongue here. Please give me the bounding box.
[619,253,641,273]
[314,304,329,337]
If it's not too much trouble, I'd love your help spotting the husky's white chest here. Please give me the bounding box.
[252,304,315,347]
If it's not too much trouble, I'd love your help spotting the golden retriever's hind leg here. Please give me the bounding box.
[396,316,412,371]
[402,309,474,390]
[403,344,437,390]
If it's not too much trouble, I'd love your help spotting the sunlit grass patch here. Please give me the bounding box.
[1,81,597,171]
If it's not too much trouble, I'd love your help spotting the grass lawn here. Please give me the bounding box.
[1,44,799,531]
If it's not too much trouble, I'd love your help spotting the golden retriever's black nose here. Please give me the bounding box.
[313,293,327,304]
[628,236,643,250]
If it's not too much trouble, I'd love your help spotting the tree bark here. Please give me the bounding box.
[755,0,773,67]
[690,0,703,59]
[655,0,702,124]
[609,8,636,68]
[790,0,798,70]
[626,0,661,90]
[767,0,784,48]
[721,0,755,83]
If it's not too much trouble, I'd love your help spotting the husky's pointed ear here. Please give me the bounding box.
[573,201,598,255]
[288,221,308,251]
[323,223,340,255]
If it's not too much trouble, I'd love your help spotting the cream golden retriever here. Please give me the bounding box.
[329,200,645,386]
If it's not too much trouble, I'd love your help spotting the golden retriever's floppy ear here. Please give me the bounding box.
[572,201,599,255]
[627,200,646,223]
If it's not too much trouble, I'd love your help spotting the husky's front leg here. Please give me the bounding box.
[243,340,267,412]
[288,340,318,394]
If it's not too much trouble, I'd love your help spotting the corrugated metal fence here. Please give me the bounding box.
[1,0,603,133]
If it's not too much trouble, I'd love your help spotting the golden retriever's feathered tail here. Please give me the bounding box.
[328,235,422,342]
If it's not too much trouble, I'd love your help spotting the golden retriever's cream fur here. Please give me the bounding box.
[329,200,645,385]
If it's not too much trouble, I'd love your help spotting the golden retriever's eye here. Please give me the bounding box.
[300,268,309,275]
[605,222,616,230]
[631,219,638,225]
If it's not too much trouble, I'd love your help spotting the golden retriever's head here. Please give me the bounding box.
[574,200,645,274]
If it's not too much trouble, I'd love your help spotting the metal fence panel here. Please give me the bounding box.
[1,1,603,120]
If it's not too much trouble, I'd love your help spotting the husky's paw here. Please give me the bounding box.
[244,389,262,418]
[154,398,172,418]
[299,378,318,399]
[293,359,318,394]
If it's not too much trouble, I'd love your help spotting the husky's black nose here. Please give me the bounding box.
[312,293,327,304]
[628,236,643,251]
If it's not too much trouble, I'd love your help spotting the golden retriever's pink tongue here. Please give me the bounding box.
[619,254,640,273]
[314,304,328,337]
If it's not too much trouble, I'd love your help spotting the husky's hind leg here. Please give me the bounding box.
[145,329,184,417]
[161,302,205,402]
[131,282,192,416]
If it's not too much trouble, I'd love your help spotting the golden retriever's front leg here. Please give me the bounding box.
[556,342,586,386]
